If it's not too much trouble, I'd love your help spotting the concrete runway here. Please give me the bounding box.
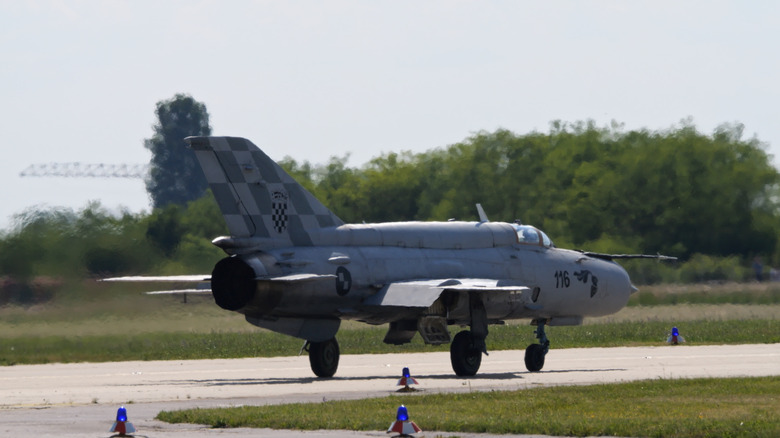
[1,344,778,437]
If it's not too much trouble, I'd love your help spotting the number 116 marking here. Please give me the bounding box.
[554,270,570,288]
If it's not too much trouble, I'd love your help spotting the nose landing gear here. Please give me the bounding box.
[524,319,549,372]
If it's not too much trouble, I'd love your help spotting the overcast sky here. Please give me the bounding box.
[1,1,778,230]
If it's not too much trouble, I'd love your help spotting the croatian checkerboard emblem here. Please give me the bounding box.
[271,191,289,234]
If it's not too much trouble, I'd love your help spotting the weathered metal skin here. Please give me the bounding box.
[105,136,658,377]
[182,135,643,375]
[212,223,632,330]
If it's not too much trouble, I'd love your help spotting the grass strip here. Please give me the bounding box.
[628,288,780,306]
[156,376,780,438]
[1,319,778,366]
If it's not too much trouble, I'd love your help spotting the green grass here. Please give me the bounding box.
[3,281,778,437]
[156,376,780,437]
[1,280,777,338]
[1,319,778,366]
[629,283,780,306]
[1,280,778,365]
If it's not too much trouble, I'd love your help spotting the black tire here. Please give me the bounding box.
[308,338,340,378]
[524,343,546,372]
[450,330,482,376]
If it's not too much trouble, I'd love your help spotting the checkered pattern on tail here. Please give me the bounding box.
[271,191,289,233]
[186,136,344,246]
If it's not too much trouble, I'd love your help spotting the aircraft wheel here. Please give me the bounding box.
[308,338,340,378]
[450,330,482,376]
[524,343,546,372]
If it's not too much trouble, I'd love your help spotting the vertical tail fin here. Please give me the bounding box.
[186,136,343,245]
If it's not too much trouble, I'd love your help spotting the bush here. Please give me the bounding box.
[624,253,753,285]
[677,254,750,283]
[622,258,678,285]
[0,276,62,305]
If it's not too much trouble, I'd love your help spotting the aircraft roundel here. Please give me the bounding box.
[336,266,352,296]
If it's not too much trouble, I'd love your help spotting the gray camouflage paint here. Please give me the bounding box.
[185,136,634,344]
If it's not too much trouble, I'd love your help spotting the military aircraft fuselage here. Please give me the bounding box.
[108,136,663,377]
[210,221,632,343]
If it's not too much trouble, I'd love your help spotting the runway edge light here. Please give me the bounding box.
[387,404,421,437]
[109,405,136,436]
[396,366,420,392]
[667,326,686,345]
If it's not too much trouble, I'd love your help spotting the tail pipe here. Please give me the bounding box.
[210,256,268,311]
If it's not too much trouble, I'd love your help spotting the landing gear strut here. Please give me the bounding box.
[524,319,549,372]
[449,292,489,376]
[305,337,340,378]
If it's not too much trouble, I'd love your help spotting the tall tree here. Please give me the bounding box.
[145,94,212,208]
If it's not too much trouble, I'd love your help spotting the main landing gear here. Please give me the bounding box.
[450,330,482,376]
[449,292,489,377]
[448,293,551,376]
[451,320,551,376]
[305,337,340,378]
[524,319,549,372]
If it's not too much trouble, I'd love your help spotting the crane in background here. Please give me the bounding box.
[19,163,148,179]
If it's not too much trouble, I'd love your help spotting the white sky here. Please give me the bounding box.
[1,1,778,230]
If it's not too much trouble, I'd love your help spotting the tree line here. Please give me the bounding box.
[2,106,779,304]
[285,120,778,260]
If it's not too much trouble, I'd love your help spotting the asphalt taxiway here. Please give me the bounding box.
[1,344,778,437]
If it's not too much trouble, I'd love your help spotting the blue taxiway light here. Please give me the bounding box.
[388,404,422,435]
[396,405,409,422]
[402,367,411,378]
[110,405,136,435]
[116,406,128,422]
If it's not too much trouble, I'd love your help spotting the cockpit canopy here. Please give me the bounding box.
[513,224,554,248]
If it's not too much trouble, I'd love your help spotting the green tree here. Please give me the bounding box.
[145,94,212,208]
[358,152,424,222]
[179,191,228,240]
[2,120,779,286]
[605,123,779,258]
[145,204,185,257]
[314,155,364,223]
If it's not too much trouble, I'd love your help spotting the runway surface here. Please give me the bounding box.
[1,344,778,437]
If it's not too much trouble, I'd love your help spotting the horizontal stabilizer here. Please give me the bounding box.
[146,289,213,295]
[101,275,210,283]
[102,275,212,296]
[105,273,334,296]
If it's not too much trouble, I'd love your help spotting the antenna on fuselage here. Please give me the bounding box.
[476,203,489,223]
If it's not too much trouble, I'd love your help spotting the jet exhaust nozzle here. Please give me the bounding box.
[211,256,258,311]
